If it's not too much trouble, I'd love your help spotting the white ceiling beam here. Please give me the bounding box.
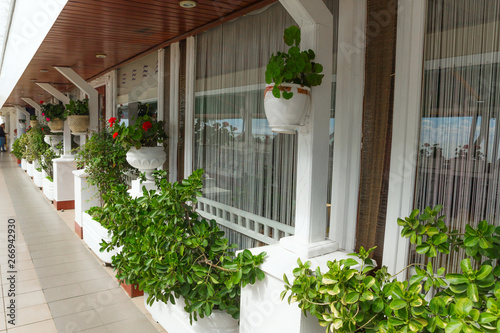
[36,83,70,105]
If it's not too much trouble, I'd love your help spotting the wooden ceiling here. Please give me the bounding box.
[6,0,277,107]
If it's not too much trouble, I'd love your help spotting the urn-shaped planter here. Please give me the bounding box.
[30,120,39,127]
[44,135,63,152]
[126,146,166,180]
[67,115,89,134]
[47,118,64,132]
[263,83,311,134]
[145,295,239,333]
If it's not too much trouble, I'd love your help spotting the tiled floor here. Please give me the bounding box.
[0,153,166,333]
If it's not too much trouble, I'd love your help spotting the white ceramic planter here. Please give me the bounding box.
[42,177,54,201]
[44,134,63,152]
[21,158,27,170]
[263,83,311,134]
[19,123,26,129]
[126,146,166,180]
[82,212,121,264]
[145,295,239,333]
[33,167,44,188]
[27,162,34,177]
[73,170,100,234]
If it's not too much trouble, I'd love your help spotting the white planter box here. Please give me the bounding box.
[73,170,100,231]
[27,162,34,177]
[82,212,121,264]
[145,295,239,333]
[21,158,27,170]
[42,177,54,201]
[33,166,44,188]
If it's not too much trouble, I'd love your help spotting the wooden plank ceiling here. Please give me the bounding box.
[6,0,276,107]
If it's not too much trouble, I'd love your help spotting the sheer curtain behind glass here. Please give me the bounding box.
[194,4,297,249]
[413,0,500,271]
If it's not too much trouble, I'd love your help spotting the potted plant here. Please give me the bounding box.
[40,100,66,132]
[11,134,25,165]
[282,205,500,333]
[40,146,59,201]
[65,98,90,133]
[264,25,325,133]
[25,127,50,180]
[92,169,266,331]
[30,115,39,127]
[110,115,168,180]
[18,118,27,129]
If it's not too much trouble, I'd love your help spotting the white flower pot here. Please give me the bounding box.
[21,159,27,170]
[27,162,34,177]
[43,177,54,201]
[82,212,121,264]
[126,146,166,181]
[19,123,26,129]
[44,135,63,152]
[263,83,311,134]
[34,164,44,188]
[145,295,239,333]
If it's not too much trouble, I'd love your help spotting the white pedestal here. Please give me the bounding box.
[145,295,238,333]
[128,179,158,198]
[239,244,352,333]
[82,212,121,264]
[73,170,100,238]
[53,156,76,210]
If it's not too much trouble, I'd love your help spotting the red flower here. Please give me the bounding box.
[113,132,119,139]
[41,128,44,131]
[463,144,469,149]
[142,121,152,131]
[108,117,117,125]
[46,117,50,121]
[223,121,229,127]
[39,100,44,104]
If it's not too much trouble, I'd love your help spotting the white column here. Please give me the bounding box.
[14,105,29,134]
[382,0,426,275]
[184,37,196,178]
[278,0,338,258]
[106,70,117,119]
[157,49,166,122]
[36,82,72,156]
[329,0,367,252]
[169,43,180,182]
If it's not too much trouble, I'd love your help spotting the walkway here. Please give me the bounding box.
[0,152,165,332]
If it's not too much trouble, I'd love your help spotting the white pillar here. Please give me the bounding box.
[329,0,367,252]
[382,0,426,275]
[278,0,337,258]
[184,36,196,178]
[14,105,30,134]
[169,43,180,182]
[158,49,166,122]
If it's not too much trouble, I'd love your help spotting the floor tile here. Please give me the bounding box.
[15,303,52,327]
[7,319,57,333]
[17,290,47,309]
[53,309,104,332]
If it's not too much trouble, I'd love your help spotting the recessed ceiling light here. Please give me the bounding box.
[96,54,107,58]
[30,79,37,82]
[179,1,197,8]
[40,69,49,72]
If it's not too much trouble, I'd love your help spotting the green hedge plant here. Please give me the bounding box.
[282,205,500,333]
[91,169,266,323]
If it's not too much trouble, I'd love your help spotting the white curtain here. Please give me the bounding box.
[413,0,500,271]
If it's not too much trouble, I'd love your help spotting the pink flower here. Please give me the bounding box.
[41,112,45,116]
[46,117,50,121]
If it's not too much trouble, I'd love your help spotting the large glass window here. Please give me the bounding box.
[413,0,500,272]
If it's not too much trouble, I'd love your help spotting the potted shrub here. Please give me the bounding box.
[18,118,27,129]
[30,115,39,127]
[11,134,26,165]
[92,169,266,331]
[65,98,90,133]
[40,100,66,132]
[264,25,325,134]
[40,145,59,200]
[110,115,167,180]
[25,127,49,180]
[282,205,500,333]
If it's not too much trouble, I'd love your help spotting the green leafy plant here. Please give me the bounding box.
[282,205,500,333]
[75,130,131,202]
[40,146,59,181]
[30,115,37,120]
[65,98,89,116]
[25,127,50,163]
[12,134,27,159]
[265,25,325,99]
[18,118,26,124]
[91,169,266,323]
[40,100,66,121]
[109,115,167,149]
